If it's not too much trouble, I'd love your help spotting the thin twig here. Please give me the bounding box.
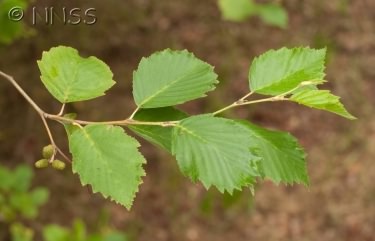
[55,146,72,163]
[239,91,254,101]
[40,115,57,163]
[0,71,44,115]
[57,104,66,116]
[44,113,179,127]
[0,70,317,153]
[0,70,179,127]
[213,82,311,116]
[128,106,140,120]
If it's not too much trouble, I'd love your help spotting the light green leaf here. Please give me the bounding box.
[31,187,49,206]
[43,225,70,241]
[71,219,87,241]
[62,113,79,138]
[9,193,39,218]
[249,47,326,95]
[0,166,12,190]
[10,223,34,241]
[69,125,146,209]
[290,89,356,120]
[258,4,288,28]
[171,115,260,194]
[11,165,33,192]
[133,49,218,108]
[238,120,309,185]
[37,46,115,103]
[218,0,257,21]
[103,232,128,241]
[128,107,188,152]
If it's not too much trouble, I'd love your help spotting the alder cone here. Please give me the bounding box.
[42,144,54,159]
[35,159,49,168]
[51,159,66,170]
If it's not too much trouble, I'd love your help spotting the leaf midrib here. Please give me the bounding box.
[252,58,322,93]
[176,123,252,175]
[138,64,207,107]
[62,58,81,102]
[80,127,110,171]
[248,128,306,179]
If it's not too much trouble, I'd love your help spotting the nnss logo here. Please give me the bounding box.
[31,7,97,25]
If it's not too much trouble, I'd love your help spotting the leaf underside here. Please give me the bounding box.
[238,120,309,185]
[69,125,146,209]
[133,49,218,108]
[171,115,260,194]
[290,89,356,120]
[249,47,326,95]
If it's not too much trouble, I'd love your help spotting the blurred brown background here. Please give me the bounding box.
[0,0,374,240]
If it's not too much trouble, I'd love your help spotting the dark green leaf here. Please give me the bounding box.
[237,120,309,185]
[128,107,188,152]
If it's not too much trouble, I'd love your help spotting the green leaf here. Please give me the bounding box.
[37,46,115,103]
[9,193,39,218]
[11,165,33,192]
[249,47,326,95]
[218,0,257,21]
[69,125,146,209]
[290,89,356,120]
[258,4,288,28]
[31,187,49,206]
[128,107,188,152]
[43,225,70,241]
[0,166,12,190]
[63,113,80,138]
[237,120,309,185]
[10,223,34,241]
[0,194,5,205]
[103,232,128,241]
[171,115,260,194]
[71,219,87,241]
[133,49,218,108]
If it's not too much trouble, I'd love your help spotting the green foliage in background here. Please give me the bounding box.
[0,164,127,241]
[218,0,288,28]
[42,220,128,241]
[10,219,128,241]
[0,0,29,44]
[0,165,49,222]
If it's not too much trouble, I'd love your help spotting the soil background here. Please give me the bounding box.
[0,0,374,241]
